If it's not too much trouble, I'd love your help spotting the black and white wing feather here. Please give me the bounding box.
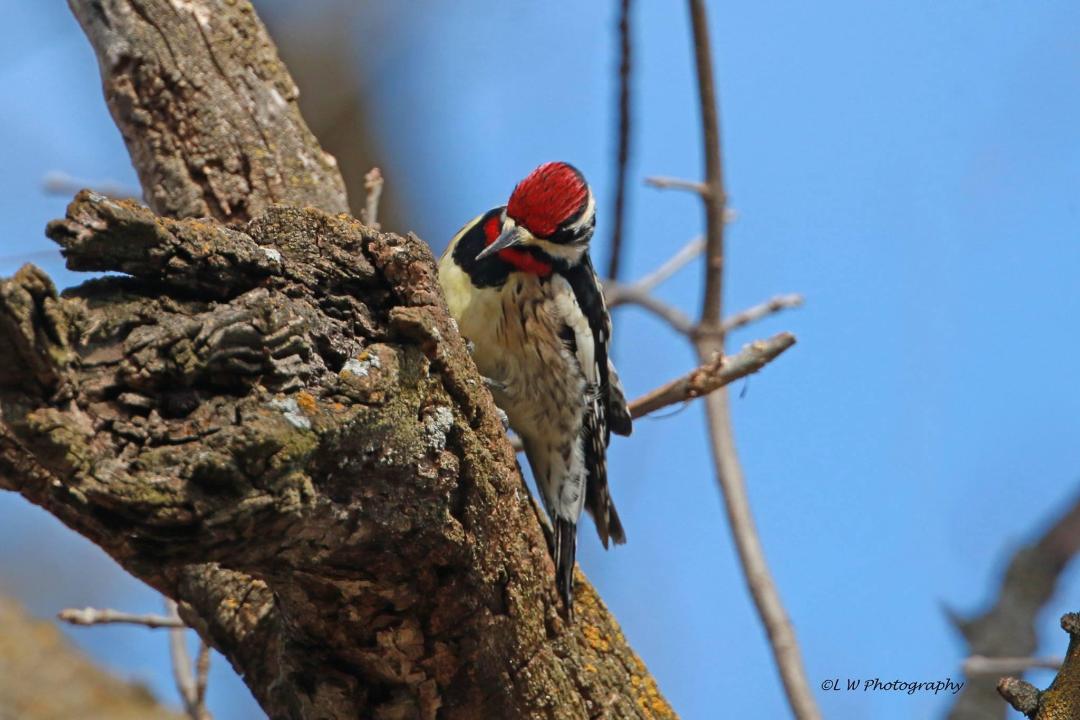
[562,254,631,548]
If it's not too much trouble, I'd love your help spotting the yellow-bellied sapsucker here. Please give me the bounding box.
[438,161,632,617]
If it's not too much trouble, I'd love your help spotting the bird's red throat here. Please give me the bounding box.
[483,215,553,277]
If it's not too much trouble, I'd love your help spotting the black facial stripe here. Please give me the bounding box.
[545,211,595,246]
[453,207,569,287]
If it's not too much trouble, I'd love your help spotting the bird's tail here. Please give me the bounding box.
[554,516,577,620]
[587,477,627,548]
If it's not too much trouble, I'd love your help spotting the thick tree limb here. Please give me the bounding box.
[997,613,1080,719]
[0,1,676,717]
[68,0,348,224]
[2,191,674,718]
[947,492,1080,719]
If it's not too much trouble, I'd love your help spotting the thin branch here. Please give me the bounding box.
[687,0,726,329]
[167,600,197,708]
[628,333,795,418]
[604,282,694,336]
[509,332,794,454]
[685,1,819,717]
[722,294,804,333]
[645,176,709,195]
[361,167,384,230]
[634,236,705,293]
[964,656,1063,676]
[195,641,211,708]
[606,0,633,281]
[42,171,139,201]
[166,599,211,720]
[58,606,185,629]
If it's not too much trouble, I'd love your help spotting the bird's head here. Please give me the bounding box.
[475,162,596,265]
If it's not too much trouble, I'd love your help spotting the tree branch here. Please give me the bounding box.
[361,167,384,230]
[683,1,819,717]
[58,607,185,629]
[605,282,695,336]
[633,236,705,292]
[997,613,1080,719]
[4,195,675,719]
[606,0,633,281]
[722,294,804,333]
[644,176,709,196]
[166,598,212,720]
[67,0,348,224]
[963,656,1063,676]
[948,491,1080,719]
[0,595,184,720]
[628,333,795,418]
[0,2,677,717]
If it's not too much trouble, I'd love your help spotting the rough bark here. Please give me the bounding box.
[1,191,673,719]
[0,594,183,720]
[69,0,349,224]
[997,613,1080,720]
[948,495,1080,720]
[0,2,676,717]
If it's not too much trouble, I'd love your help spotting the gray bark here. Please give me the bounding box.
[0,1,677,718]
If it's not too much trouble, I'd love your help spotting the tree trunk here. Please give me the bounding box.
[0,1,675,718]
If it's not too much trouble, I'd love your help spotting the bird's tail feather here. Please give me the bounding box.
[554,516,577,620]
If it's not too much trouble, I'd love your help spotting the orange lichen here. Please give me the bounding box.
[295,391,317,414]
[581,623,611,653]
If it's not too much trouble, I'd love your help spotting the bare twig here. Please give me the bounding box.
[645,176,709,195]
[604,282,695,336]
[628,333,794,418]
[722,294,804,333]
[195,641,211,708]
[58,606,185,629]
[509,332,794,453]
[684,1,819,717]
[964,655,1063,676]
[607,0,633,281]
[687,3,725,329]
[633,236,705,292]
[166,599,211,720]
[42,171,139,201]
[997,677,1041,717]
[361,167,384,230]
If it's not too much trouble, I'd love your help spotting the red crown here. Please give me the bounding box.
[506,162,588,238]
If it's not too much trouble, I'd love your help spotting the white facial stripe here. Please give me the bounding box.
[530,237,587,263]
[566,188,596,236]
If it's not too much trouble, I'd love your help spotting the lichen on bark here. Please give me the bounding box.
[0,1,679,716]
[1,192,675,719]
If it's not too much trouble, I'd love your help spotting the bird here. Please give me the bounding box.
[437,161,632,618]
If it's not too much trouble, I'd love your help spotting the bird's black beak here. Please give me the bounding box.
[475,224,527,261]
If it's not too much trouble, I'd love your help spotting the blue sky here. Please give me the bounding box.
[2,2,1078,718]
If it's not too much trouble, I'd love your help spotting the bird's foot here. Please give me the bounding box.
[495,407,510,430]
